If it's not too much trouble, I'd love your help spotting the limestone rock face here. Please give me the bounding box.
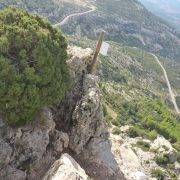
[53,46,93,131]
[110,132,158,180]
[53,46,124,179]
[151,135,174,151]
[0,109,69,180]
[0,166,27,180]
[53,131,69,154]
[43,153,89,180]
[69,74,125,179]
[0,139,12,167]
[110,127,179,180]
[69,74,103,154]
[151,135,177,163]
[67,46,93,80]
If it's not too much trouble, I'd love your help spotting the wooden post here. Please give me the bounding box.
[89,31,105,74]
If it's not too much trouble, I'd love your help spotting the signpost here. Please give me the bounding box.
[89,31,105,74]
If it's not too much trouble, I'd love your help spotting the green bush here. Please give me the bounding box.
[173,141,180,152]
[112,127,121,135]
[169,134,177,143]
[102,104,108,116]
[143,118,156,130]
[136,140,150,151]
[105,116,112,127]
[0,8,70,125]
[128,127,138,137]
[176,151,180,163]
[128,126,143,138]
[167,170,177,179]
[167,163,175,170]
[155,154,169,166]
[111,118,120,126]
[157,125,171,140]
[151,169,164,180]
[147,130,158,140]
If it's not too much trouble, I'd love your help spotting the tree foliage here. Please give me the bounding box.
[0,7,70,125]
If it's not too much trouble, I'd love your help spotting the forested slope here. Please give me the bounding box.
[0,0,88,23]
[1,0,179,61]
[69,35,180,151]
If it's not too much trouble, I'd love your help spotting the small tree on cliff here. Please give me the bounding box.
[0,8,70,125]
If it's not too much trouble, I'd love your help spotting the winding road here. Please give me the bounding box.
[52,5,96,27]
[151,53,180,114]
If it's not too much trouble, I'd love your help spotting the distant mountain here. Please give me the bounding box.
[138,0,180,30]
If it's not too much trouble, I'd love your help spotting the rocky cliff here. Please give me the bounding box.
[110,126,179,180]
[0,46,124,180]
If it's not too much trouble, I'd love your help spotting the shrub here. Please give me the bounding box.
[151,169,164,180]
[128,126,143,138]
[173,141,180,152]
[155,154,169,166]
[111,118,119,126]
[167,163,175,170]
[136,140,150,151]
[144,118,156,130]
[102,104,108,116]
[176,151,180,163]
[128,127,138,137]
[145,160,150,164]
[157,125,170,140]
[147,130,158,140]
[169,134,177,143]
[162,145,169,151]
[112,127,121,135]
[0,8,70,125]
[105,115,112,127]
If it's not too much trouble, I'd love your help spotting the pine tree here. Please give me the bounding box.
[0,7,70,125]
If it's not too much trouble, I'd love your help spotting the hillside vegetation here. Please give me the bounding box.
[0,8,70,125]
[62,0,180,62]
[0,0,88,23]
[1,0,179,62]
[68,35,180,150]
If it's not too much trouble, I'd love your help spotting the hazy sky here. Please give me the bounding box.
[139,0,180,14]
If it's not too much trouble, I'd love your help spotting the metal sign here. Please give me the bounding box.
[100,42,109,56]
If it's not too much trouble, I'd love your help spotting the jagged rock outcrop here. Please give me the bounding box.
[0,109,69,180]
[110,126,179,180]
[69,74,124,179]
[0,45,124,180]
[69,74,104,154]
[43,153,89,180]
[53,46,93,131]
[53,46,125,179]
